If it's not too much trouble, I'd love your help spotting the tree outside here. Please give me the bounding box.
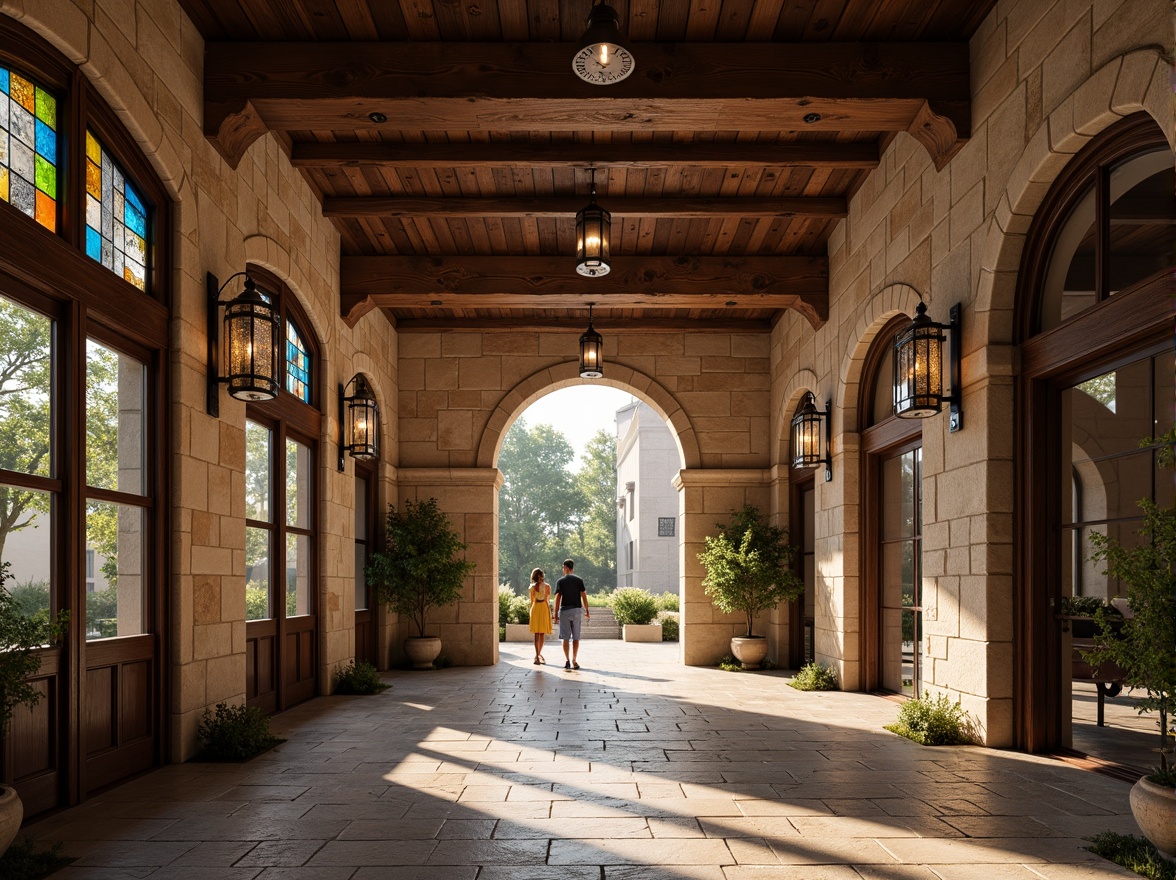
[564,429,617,591]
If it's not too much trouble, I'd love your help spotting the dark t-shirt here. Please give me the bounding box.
[554,574,586,610]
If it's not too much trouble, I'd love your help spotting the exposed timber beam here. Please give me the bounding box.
[323,196,847,220]
[290,141,881,170]
[393,317,774,332]
[340,255,827,329]
[205,42,969,170]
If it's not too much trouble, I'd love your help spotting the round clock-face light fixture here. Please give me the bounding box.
[573,2,634,85]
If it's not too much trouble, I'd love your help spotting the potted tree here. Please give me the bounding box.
[1084,430,1176,859]
[366,498,476,669]
[698,505,802,668]
[0,561,68,854]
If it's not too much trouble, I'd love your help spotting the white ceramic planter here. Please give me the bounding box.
[504,623,533,642]
[403,636,442,669]
[623,623,663,642]
[0,783,22,856]
[1129,776,1176,860]
[730,635,769,669]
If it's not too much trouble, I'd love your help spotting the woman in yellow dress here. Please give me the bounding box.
[528,568,553,664]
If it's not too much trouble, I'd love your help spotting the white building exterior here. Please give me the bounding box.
[615,401,682,593]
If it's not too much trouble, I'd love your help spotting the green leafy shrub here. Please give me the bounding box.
[699,505,802,637]
[586,591,614,608]
[885,692,978,746]
[0,835,72,880]
[498,585,518,626]
[612,587,659,625]
[718,654,743,672]
[657,592,680,612]
[660,612,679,641]
[1087,831,1176,880]
[510,594,531,625]
[334,661,388,695]
[790,661,838,691]
[7,579,49,618]
[0,561,69,737]
[197,702,279,760]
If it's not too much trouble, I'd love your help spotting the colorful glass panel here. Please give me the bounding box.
[85,130,148,291]
[0,67,56,231]
[286,321,311,403]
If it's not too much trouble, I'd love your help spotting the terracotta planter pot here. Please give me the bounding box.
[404,636,442,670]
[1129,776,1176,860]
[730,635,768,669]
[0,783,22,856]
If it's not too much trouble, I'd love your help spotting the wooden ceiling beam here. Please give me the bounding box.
[291,141,881,170]
[205,42,969,169]
[341,255,828,329]
[323,195,847,219]
[393,317,774,332]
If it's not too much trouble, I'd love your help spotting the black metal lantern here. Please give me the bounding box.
[575,169,611,277]
[579,303,604,378]
[790,392,832,481]
[572,1,635,85]
[207,272,279,415]
[338,374,379,470]
[892,300,962,431]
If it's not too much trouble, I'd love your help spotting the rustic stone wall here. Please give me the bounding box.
[770,0,1173,745]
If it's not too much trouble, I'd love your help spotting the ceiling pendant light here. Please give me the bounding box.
[575,168,611,277]
[572,1,635,85]
[579,303,604,379]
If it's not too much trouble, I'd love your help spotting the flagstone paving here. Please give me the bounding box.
[27,641,1142,878]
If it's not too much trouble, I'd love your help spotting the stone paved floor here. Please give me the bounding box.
[27,641,1143,879]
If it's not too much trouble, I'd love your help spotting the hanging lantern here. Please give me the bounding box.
[342,374,379,462]
[892,301,962,431]
[575,169,611,277]
[579,303,604,378]
[790,392,832,481]
[211,275,279,409]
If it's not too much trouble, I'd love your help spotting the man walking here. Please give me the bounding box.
[553,558,590,669]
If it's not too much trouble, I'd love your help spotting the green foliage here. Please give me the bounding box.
[0,835,72,880]
[1148,765,1176,787]
[885,692,978,746]
[6,579,49,618]
[366,498,476,638]
[433,655,453,669]
[717,654,743,672]
[1060,595,1118,617]
[698,505,802,637]
[1087,831,1176,880]
[0,562,69,737]
[790,661,839,691]
[497,419,584,595]
[657,592,680,612]
[197,702,279,760]
[498,585,531,625]
[660,612,679,642]
[333,661,388,695]
[612,587,659,625]
[1084,428,1176,774]
[564,430,618,590]
[245,583,269,620]
[586,591,614,607]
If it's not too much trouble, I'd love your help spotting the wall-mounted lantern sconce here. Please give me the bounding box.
[337,374,379,471]
[575,169,611,277]
[790,392,832,482]
[207,271,279,417]
[892,301,962,432]
[579,303,604,378]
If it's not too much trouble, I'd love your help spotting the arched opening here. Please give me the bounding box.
[1015,113,1174,765]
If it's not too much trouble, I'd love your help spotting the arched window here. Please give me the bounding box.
[1016,113,1174,755]
[242,267,321,713]
[0,17,169,816]
[860,316,924,697]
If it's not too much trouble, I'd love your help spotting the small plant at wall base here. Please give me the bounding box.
[0,835,72,880]
[885,692,979,746]
[790,661,839,691]
[333,661,388,695]
[1086,831,1176,880]
[660,612,679,642]
[196,702,280,761]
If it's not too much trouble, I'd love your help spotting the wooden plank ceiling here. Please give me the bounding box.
[181,0,995,332]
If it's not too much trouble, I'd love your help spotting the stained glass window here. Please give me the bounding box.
[85,131,147,291]
[0,67,57,231]
[286,321,311,403]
